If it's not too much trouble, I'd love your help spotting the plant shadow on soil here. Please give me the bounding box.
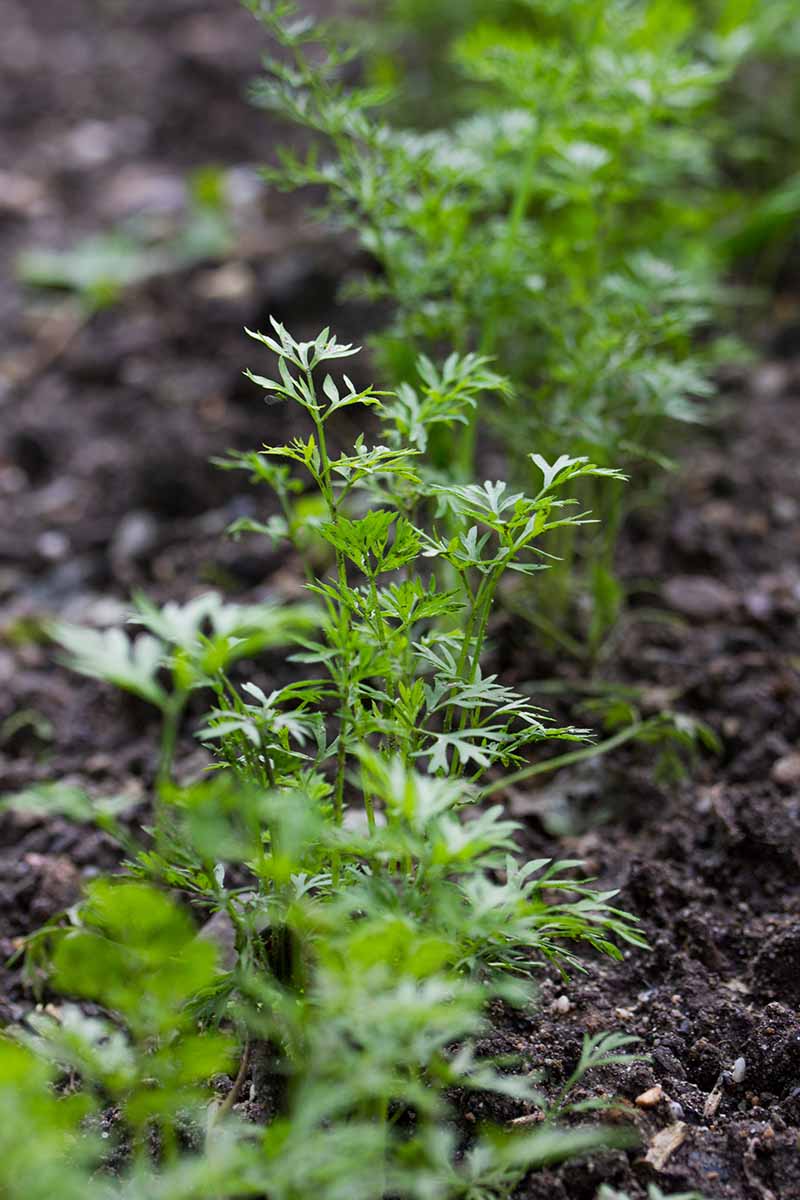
[2,2,800,1197]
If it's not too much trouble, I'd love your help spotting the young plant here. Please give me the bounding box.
[246,0,736,643]
[33,322,640,968]
[209,321,628,834]
[0,865,637,1200]
[17,881,235,1165]
[17,166,234,312]
[3,322,646,1197]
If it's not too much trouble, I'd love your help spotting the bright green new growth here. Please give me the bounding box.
[46,321,640,972]
[220,322,625,798]
[2,322,647,1198]
[246,0,739,642]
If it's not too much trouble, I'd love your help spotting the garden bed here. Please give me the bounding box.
[1,3,799,1198]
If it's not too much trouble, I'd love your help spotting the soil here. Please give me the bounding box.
[1,3,799,1199]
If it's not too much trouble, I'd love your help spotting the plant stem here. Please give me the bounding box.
[157,694,185,788]
[478,719,653,799]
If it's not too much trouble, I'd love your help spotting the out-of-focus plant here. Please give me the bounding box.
[704,0,800,274]
[245,0,742,648]
[17,166,234,311]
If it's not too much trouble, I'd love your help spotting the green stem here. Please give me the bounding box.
[466,531,528,683]
[478,719,653,799]
[443,571,478,733]
[480,121,540,361]
[466,571,500,684]
[364,789,377,837]
[157,694,185,788]
[305,377,352,884]
[153,692,187,852]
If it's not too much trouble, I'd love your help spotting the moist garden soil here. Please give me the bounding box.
[1,3,799,1198]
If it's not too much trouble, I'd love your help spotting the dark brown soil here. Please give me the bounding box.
[2,4,800,1199]
[439,355,800,1200]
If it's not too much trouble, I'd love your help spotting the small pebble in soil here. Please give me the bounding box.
[552,995,571,1014]
[35,530,69,561]
[772,494,799,524]
[732,1056,747,1084]
[662,575,738,620]
[771,752,800,786]
[635,1086,663,1108]
[111,510,159,566]
[194,262,255,303]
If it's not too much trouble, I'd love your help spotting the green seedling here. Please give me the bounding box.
[245,0,739,643]
[17,166,234,312]
[3,322,647,1197]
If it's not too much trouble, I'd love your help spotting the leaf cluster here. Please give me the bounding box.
[2,325,648,1198]
[246,0,752,639]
